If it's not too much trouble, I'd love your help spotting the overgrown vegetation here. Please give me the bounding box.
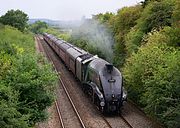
[0,25,57,127]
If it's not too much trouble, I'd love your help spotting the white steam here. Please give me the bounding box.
[71,19,114,62]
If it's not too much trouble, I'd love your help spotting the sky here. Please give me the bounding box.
[0,0,142,21]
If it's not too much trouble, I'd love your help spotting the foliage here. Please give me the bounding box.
[137,0,175,33]
[123,29,180,128]
[110,5,142,36]
[108,5,142,67]
[0,25,57,127]
[121,1,180,127]
[160,26,180,47]
[124,0,176,57]
[0,9,28,32]
[0,82,30,128]
[92,12,114,24]
[29,21,48,34]
[172,0,180,27]
[140,0,163,8]
[125,28,144,56]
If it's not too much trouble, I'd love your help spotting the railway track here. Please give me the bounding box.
[36,36,65,128]
[120,115,134,128]
[102,114,134,128]
[102,116,113,128]
[55,101,65,128]
[36,36,86,128]
[36,35,134,128]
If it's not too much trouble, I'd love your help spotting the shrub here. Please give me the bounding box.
[0,26,57,127]
[123,28,180,127]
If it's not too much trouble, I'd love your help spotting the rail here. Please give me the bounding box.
[102,116,113,128]
[120,115,134,128]
[37,36,86,128]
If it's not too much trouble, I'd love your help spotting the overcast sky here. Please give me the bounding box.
[0,0,142,21]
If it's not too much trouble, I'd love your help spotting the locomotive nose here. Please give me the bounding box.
[99,63,125,112]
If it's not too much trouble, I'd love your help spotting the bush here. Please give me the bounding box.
[0,82,30,128]
[123,28,180,127]
[0,26,57,127]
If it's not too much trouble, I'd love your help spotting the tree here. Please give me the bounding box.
[124,0,176,56]
[123,28,180,128]
[0,9,28,31]
[93,12,114,24]
[137,0,175,33]
[109,5,142,67]
[29,21,48,34]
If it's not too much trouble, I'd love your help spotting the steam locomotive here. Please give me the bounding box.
[43,33,127,113]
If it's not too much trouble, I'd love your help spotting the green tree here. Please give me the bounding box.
[123,28,180,128]
[137,0,175,33]
[108,5,142,67]
[140,0,163,7]
[29,21,48,34]
[0,9,28,31]
[125,28,144,56]
[93,12,114,24]
[124,0,176,56]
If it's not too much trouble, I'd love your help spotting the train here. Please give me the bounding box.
[43,33,127,113]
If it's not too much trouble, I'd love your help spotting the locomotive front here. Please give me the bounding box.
[100,64,127,112]
[86,58,127,113]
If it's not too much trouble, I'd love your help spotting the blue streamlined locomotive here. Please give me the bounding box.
[43,33,127,113]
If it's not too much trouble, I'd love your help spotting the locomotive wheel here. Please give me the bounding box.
[86,85,94,102]
[94,95,105,113]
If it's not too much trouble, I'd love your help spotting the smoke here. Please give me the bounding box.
[71,19,114,63]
